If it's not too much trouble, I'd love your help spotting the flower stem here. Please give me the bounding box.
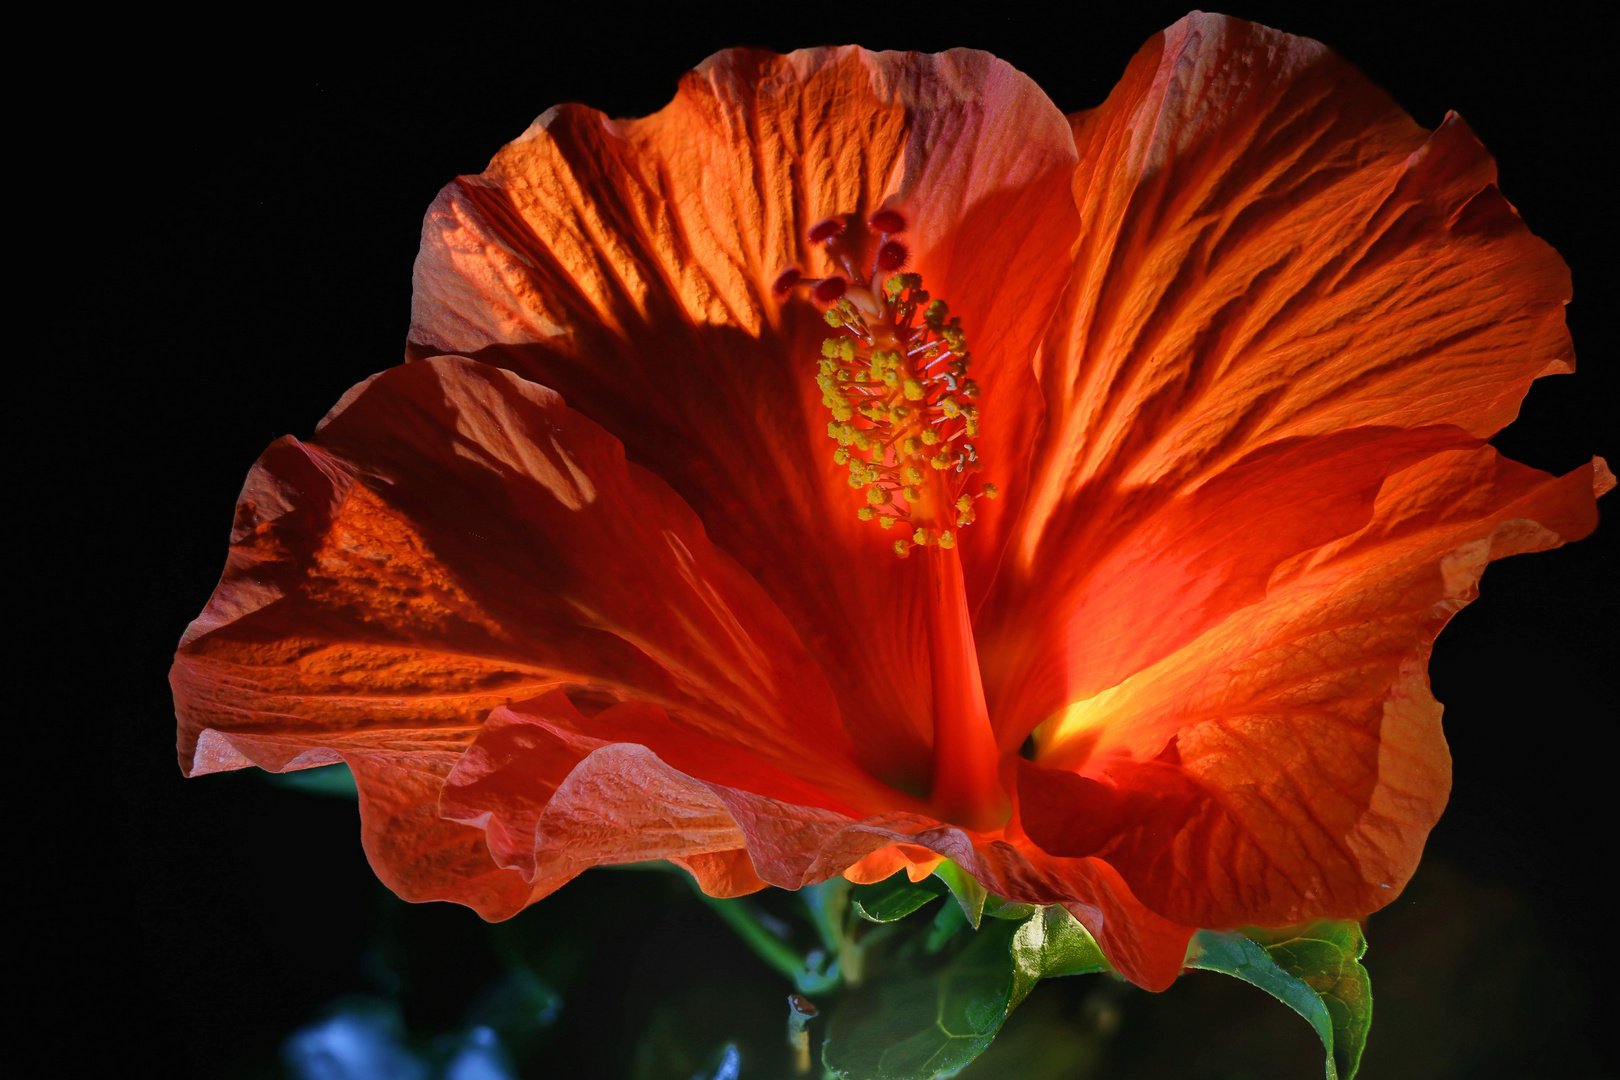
[690,889,807,984]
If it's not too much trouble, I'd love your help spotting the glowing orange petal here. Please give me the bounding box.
[175,356,902,902]
[436,687,1194,986]
[407,46,1077,787]
[980,12,1584,743]
[1019,448,1608,929]
[841,845,945,885]
[983,424,1481,734]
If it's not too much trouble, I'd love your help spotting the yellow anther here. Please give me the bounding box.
[803,269,987,551]
[982,483,999,499]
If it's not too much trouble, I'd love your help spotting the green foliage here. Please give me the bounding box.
[1186,920,1372,1080]
[931,860,989,928]
[822,918,1019,1080]
[852,876,946,924]
[1007,905,1110,1011]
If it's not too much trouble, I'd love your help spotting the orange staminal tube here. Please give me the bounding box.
[924,543,1007,830]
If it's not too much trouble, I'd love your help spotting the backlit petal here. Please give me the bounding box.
[442,690,1193,988]
[174,356,904,908]
[980,12,1581,741]
[407,46,1077,786]
[1019,449,1608,928]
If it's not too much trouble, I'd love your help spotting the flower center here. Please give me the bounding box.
[777,213,1009,830]
[777,213,997,556]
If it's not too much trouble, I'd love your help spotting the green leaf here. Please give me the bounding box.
[924,896,969,955]
[823,919,1018,1080]
[1186,920,1372,1080]
[852,873,946,923]
[1007,906,1111,1011]
[266,762,357,798]
[931,861,988,928]
[982,898,1037,921]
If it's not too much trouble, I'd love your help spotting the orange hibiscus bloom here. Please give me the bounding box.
[172,13,1608,991]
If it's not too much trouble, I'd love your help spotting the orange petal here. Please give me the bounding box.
[438,686,1192,987]
[187,728,538,919]
[983,424,1480,735]
[175,356,908,905]
[1018,448,1608,929]
[981,11,1581,742]
[406,46,1078,786]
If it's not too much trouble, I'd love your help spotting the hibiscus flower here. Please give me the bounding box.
[171,12,1608,991]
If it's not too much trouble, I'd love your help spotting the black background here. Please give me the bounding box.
[82,2,1614,1076]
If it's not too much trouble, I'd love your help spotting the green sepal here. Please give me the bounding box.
[983,898,1037,921]
[931,860,988,928]
[852,873,947,923]
[1007,906,1111,1011]
[1186,920,1372,1080]
[822,918,1019,1080]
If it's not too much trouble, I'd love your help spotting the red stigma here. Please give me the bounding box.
[868,209,906,234]
[876,240,908,272]
[808,217,845,244]
[771,267,802,296]
[813,276,847,302]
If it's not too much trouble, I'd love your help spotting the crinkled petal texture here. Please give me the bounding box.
[175,21,1608,994]
[974,14,1608,927]
[173,355,1192,989]
[407,45,1079,790]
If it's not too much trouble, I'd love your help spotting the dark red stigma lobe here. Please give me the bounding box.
[813,276,847,302]
[771,267,802,296]
[808,217,846,243]
[868,209,906,234]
